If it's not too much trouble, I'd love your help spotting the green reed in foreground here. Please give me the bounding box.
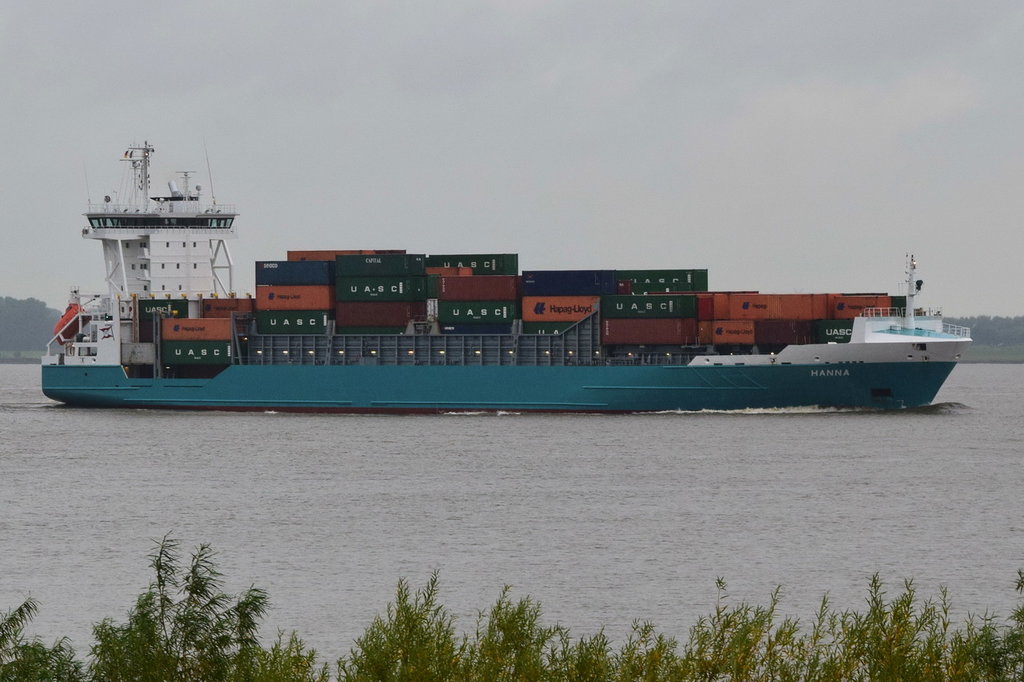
[3,536,1023,681]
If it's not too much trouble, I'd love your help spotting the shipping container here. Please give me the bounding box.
[161,317,233,341]
[600,294,697,319]
[200,297,254,318]
[287,249,406,261]
[521,270,618,296]
[424,254,518,275]
[335,301,427,327]
[728,293,826,321]
[754,320,815,346]
[161,340,232,365]
[138,298,189,320]
[695,294,715,321]
[616,280,633,295]
[521,322,577,335]
[255,310,330,334]
[256,260,334,285]
[828,294,892,319]
[437,301,518,323]
[425,266,474,277]
[335,253,426,277]
[335,326,406,335]
[712,320,756,345]
[617,269,709,292]
[521,296,599,322]
[890,295,907,312]
[256,285,334,311]
[440,324,515,335]
[601,317,698,345]
[697,321,714,345]
[814,319,854,343]
[439,275,520,301]
[335,277,428,302]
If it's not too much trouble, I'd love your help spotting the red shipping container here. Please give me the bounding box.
[828,294,893,319]
[200,297,254,318]
[256,285,334,310]
[161,317,233,341]
[616,280,633,295]
[335,301,427,327]
[601,318,697,345]
[696,294,715,321]
[288,249,406,261]
[439,275,520,301]
[754,320,814,345]
[712,320,756,345]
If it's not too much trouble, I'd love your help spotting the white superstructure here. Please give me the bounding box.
[83,142,237,298]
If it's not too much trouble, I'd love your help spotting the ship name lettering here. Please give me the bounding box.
[810,369,850,377]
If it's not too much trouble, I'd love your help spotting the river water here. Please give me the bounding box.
[1,362,1022,661]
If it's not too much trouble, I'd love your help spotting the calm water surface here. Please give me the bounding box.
[1,362,1022,660]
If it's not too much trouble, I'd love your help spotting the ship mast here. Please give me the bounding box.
[904,254,919,330]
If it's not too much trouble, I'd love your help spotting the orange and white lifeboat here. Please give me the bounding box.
[53,303,90,345]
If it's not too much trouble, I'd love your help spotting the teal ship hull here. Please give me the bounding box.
[41,360,958,412]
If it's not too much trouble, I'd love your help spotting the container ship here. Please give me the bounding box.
[41,143,971,412]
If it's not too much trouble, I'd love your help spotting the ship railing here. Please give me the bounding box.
[942,322,971,338]
[87,202,237,214]
[862,306,945,318]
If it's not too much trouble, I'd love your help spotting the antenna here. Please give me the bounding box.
[84,162,92,205]
[204,139,217,205]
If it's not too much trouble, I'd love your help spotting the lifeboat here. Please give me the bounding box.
[53,303,90,344]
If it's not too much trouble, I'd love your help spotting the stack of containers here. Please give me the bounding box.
[600,294,699,344]
[160,317,234,365]
[255,260,334,334]
[812,293,895,344]
[521,270,616,335]
[335,254,428,334]
[136,298,190,342]
[437,274,521,334]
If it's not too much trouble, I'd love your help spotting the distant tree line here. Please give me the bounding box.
[946,316,1024,347]
[0,297,62,351]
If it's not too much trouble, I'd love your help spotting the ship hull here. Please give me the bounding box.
[41,361,958,413]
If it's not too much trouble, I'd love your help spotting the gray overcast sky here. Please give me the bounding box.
[2,1,1022,315]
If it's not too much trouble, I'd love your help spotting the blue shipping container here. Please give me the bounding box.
[256,260,334,286]
[521,270,619,296]
[440,324,515,335]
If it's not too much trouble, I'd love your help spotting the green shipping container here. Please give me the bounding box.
[335,254,425,277]
[336,277,428,302]
[814,320,853,344]
[437,301,519,323]
[138,299,190,320]
[619,269,709,292]
[891,295,907,313]
[161,340,232,365]
[424,253,519,275]
[427,274,440,299]
[256,310,330,334]
[522,322,576,335]
[600,294,697,319]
